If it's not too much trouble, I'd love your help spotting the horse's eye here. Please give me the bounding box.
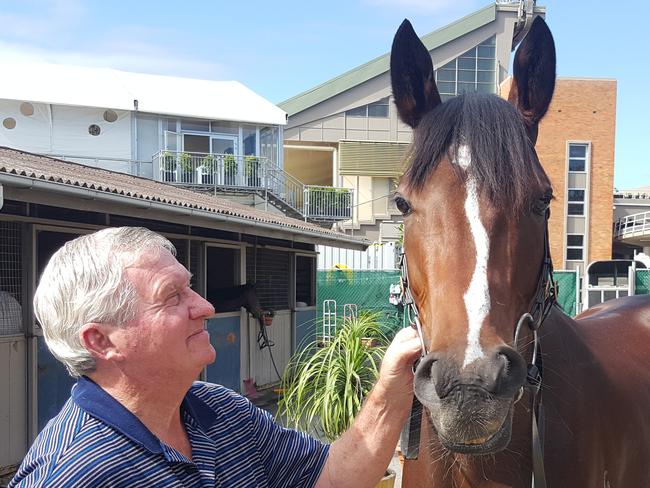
[394,196,412,216]
[535,192,553,215]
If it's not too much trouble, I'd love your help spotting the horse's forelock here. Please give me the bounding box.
[403,94,550,214]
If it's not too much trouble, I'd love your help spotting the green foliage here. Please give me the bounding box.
[201,154,216,171]
[244,155,260,177]
[161,151,176,171]
[223,154,237,173]
[277,312,388,441]
[179,152,193,173]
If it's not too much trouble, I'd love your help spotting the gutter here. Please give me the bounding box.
[0,174,370,250]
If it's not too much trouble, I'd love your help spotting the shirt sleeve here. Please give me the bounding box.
[247,402,330,488]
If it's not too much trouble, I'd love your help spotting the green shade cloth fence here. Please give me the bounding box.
[636,270,650,295]
[317,270,579,335]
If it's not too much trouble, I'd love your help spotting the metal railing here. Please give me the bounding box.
[45,153,154,178]
[304,185,354,221]
[614,211,650,239]
[153,152,265,188]
[152,151,353,222]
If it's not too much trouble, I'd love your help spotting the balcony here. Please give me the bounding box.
[44,151,353,223]
[152,151,353,223]
[614,211,650,247]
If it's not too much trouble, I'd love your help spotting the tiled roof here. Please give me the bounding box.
[0,147,368,247]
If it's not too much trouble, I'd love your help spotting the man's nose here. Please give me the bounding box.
[189,289,215,319]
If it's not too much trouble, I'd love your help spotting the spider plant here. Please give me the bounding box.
[278,311,388,442]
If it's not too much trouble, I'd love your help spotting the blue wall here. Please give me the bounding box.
[205,316,241,392]
[37,337,75,431]
[295,309,317,351]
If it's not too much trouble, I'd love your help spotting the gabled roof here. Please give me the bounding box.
[0,63,287,126]
[279,4,497,116]
[0,147,368,249]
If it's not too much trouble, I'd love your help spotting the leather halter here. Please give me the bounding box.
[399,210,556,488]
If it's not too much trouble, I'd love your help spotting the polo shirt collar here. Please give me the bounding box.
[72,377,219,455]
[72,376,163,454]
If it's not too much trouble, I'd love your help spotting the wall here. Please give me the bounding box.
[0,336,26,467]
[533,78,617,266]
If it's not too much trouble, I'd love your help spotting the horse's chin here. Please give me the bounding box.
[427,402,514,456]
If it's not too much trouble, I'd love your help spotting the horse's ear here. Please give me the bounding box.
[390,19,441,128]
[508,16,556,144]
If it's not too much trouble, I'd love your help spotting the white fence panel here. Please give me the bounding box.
[317,242,397,270]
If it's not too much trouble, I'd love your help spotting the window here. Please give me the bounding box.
[368,98,389,117]
[2,117,16,129]
[103,110,118,123]
[566,234,584,260]
[345,97,390,118]
[568,188,585,216]
[568,143,588,172]
[435,36,496,101]
[181,118,210,132]
[296,256,316,306]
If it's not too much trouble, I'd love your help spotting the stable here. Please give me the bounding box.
[0,146,367,469]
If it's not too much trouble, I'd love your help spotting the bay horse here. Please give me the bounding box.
[391,17,650,487]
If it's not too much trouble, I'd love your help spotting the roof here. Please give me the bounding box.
[279,4,497,116]
[0,147,368,249]
[0,62,287,126]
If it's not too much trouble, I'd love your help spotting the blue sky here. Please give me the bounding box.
[0,0,647,188]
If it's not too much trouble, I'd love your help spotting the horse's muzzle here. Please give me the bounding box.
[413,345,527,454]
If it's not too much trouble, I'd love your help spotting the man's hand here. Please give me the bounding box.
[376,326,423,401]
[315,327,424,488]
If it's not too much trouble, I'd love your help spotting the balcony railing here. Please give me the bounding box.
[304,186,353,221]
[152,151,352,222]
[614,211,650,239]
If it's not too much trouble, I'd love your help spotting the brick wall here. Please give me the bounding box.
[501,78,616,266]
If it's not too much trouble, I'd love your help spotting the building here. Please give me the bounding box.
[613,186,650,261]
[279,1,616,278]
[0,62,352,223]
[0,147,367,470]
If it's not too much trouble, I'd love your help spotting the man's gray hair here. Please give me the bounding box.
[34,227,175,377]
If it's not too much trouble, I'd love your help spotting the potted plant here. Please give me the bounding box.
[161,151,176,183]
[278,311,396,487]
[244,155,261,187]
[223,154,238,185]
[179,152,194,183]
[200,154,216,185]
[261,309,275,327]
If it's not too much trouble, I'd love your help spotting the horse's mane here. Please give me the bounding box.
[403,93,551,213]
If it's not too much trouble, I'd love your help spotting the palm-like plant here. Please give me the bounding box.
[278,311,388,442]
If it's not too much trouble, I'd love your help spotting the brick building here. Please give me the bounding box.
[507,77,617,274]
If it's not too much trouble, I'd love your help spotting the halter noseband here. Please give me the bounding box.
[399,211,556,488]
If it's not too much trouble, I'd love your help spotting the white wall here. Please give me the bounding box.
[0,336,26,467]
[317,242,397,270]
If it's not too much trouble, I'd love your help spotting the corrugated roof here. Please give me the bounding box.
[279,4,496,116]
[0,147,368,247]
[0,63,287,126]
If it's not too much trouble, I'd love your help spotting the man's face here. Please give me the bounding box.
[113,249,216,382]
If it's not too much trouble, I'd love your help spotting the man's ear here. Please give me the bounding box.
[79,323,122,361]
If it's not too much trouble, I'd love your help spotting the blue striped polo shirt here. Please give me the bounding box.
[10,377,329,487]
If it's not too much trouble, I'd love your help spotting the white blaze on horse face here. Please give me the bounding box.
[456,146,491,368]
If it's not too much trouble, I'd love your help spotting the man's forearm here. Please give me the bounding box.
[315,382,412,488]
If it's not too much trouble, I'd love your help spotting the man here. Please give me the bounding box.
[11,227,421,487]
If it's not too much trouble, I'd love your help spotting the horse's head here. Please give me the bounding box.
[391,17,555,454]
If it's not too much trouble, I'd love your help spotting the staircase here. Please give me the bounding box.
[152,151,353,224]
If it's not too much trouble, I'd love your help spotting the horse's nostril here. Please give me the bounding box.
[493,346,527,394]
